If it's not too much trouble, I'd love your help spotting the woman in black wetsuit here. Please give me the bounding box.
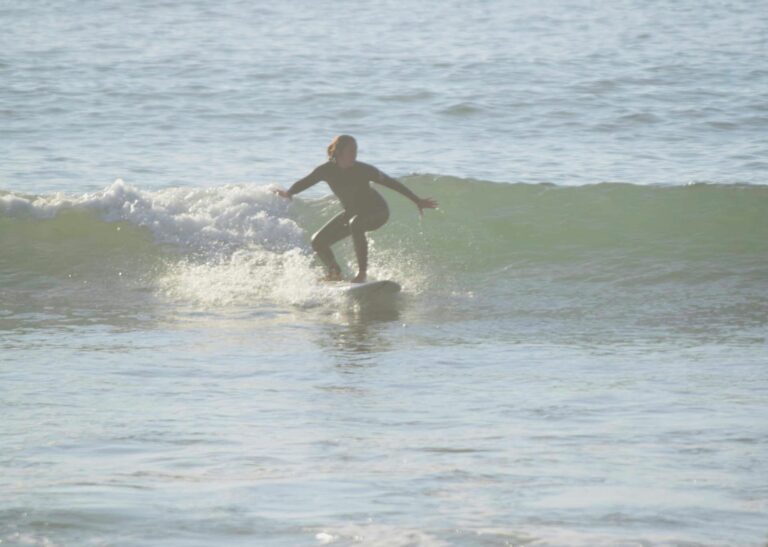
[276,135,437,283]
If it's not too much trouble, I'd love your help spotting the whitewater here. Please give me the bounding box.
[3,0,768,545]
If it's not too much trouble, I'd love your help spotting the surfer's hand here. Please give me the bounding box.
[274,189,292,200]
[416,197,438,216]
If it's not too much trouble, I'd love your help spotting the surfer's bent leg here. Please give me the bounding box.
[311,212,351,278]
[349,209,389,282]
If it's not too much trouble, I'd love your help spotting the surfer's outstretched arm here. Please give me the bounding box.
[275,165,325,199]
[374,170,438,214]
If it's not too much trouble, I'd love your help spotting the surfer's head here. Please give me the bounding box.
[328,135,357,168]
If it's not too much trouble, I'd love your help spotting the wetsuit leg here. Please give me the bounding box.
[348,209,389,276]
[311,211,351,275]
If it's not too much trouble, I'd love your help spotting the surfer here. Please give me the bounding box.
[275,135,437,283]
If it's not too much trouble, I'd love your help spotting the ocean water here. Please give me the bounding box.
[2,1,768,546]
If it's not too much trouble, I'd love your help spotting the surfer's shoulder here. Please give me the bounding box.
[354,161,382,178]
[309,161,334,178]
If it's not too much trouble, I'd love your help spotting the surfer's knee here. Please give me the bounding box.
[348,216,364,234]
[350,210,387,233]
[370,209,389,230]
[310,230,325,251]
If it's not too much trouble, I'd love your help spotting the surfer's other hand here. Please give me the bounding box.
[416,197,438,216]
[274,189,292,200]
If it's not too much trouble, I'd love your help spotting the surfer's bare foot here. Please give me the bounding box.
[351,272,366,283]
[323,268,343,282]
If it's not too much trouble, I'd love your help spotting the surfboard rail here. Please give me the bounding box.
[333,279,402,298]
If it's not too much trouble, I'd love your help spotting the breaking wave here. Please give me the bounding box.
[1,177,766,324]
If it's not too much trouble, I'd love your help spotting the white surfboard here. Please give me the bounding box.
[333,279,402,298]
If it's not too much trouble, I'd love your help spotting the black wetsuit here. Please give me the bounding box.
[287,161,419,275]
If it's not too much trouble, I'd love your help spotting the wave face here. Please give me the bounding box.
[384,177,767,342]
[393,176,768,270]
[2,178,767,338]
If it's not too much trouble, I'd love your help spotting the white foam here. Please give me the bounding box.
[159,247,328,307]
[0,193,37,215]
[1,179,306,253]
[310,523,449,547]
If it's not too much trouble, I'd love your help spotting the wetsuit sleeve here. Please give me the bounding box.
[287,165,325,196]
[372,167,420,203]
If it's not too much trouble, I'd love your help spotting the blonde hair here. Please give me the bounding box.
[327,135,357,162]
